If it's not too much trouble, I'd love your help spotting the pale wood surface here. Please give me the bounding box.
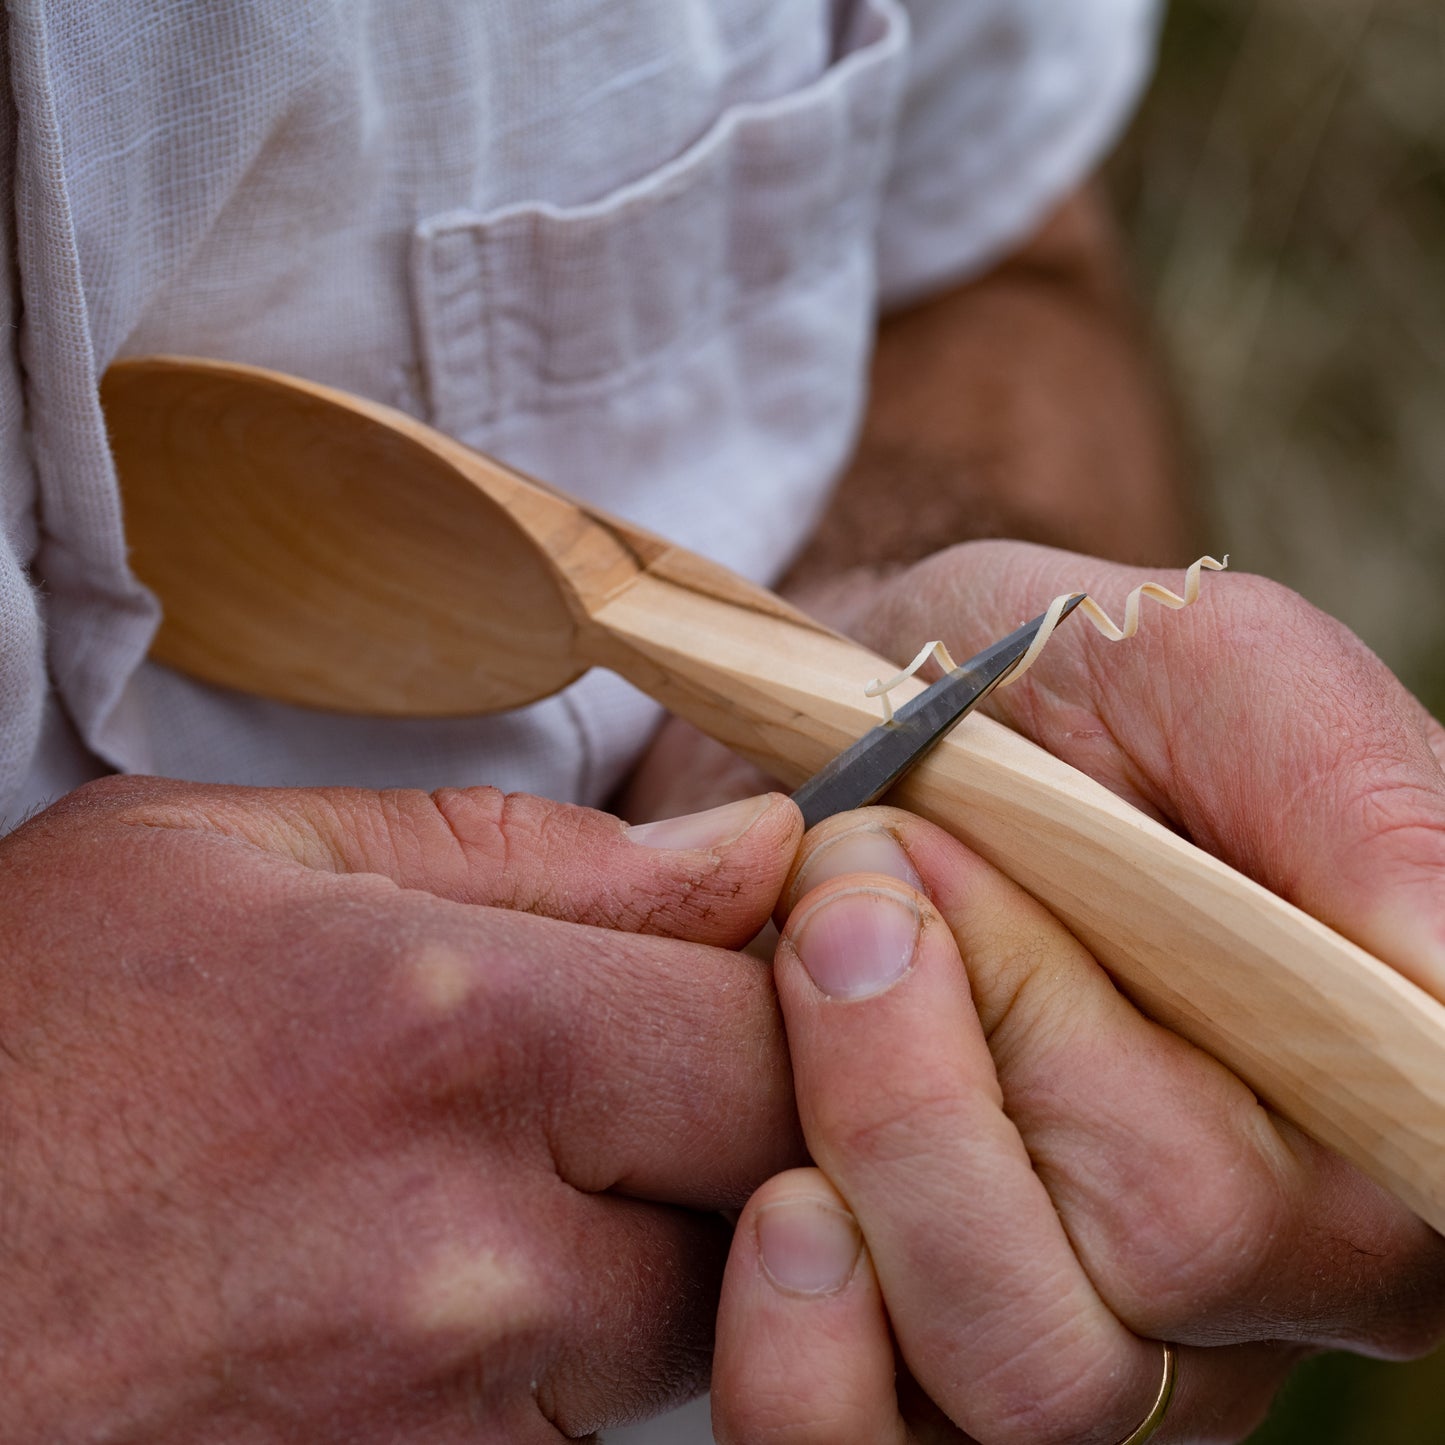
[102,356,1445,1234]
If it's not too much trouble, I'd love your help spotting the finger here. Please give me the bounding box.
[375,898,805,1209]
[58,775,802,948]
[37,781,805,1211]
[537,1194,731,1437]
[894,1343,1306,1445]
[377,1168,736,1438]
[785,810,1445,1361]
[712,1168,908,1445]
[857,542,1445,995]
[1126,1341,1309,1445]
[774,873,1165,1444]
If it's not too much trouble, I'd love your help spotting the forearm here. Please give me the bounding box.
[617,187,1199,822]
[782,186,1197,621]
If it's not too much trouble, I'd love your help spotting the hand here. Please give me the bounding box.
[833,540,1445,997]
[624,541,1445,999]
[0,777,804,1443]
[712,809,1445,1444]
[621,180,1201,830]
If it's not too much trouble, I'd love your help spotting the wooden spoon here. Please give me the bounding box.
[101,355,1445,1231]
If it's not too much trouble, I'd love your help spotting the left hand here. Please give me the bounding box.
[0,780,806,1442]
[711,807,1445,1444]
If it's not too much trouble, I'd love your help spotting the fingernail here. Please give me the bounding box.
[791,824,922,903]
[790,888,918,1000]
[756,1197,862,1296]
[625,795,770,851]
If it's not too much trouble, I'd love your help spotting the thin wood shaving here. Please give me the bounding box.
[864,556,1229,721]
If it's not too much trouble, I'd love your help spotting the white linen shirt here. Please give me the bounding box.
[3,3,1158,1439]
[2,0,1158,825]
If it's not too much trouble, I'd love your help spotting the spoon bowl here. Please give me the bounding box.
[103,357,594,714]
[99,354,1445,1234]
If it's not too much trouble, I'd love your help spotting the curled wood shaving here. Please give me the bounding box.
[865,640,961,723]
[864,556,1229,722]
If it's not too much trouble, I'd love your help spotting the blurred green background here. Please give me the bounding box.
[1110,0,1445,1438]
[1112,0,1445,717]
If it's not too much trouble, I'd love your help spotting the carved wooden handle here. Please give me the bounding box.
[584,560,1445,1234]
[100,355,1445,1231]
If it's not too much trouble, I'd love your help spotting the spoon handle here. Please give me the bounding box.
[98,355,1445,1231]
[587,560,1445,1234]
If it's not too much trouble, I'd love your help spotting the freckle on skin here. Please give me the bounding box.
[408,942,478,1015]
[408,1244,539,1339]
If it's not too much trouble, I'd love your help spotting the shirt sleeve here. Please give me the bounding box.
[878,0,1162,309]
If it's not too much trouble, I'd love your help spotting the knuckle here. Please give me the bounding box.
[430,787,574,913]
[1097,1123,1292,1331]
[398,934,486,1019]
[386,1228,557,1423]
[49,772,186,827]
[1203,571,1333,657]
[1347,1268,1445,1362]
[1210,569,1300,629]
[399,1237,546,1353]
[61,771,151,807]
[497,787,568,875]
[428,782,511,867]
[1335,765,1445,901]
[809,1082,976,1176]
[977,930,1080,1050]
[435,785,751,933]
[1300,1152,1445,1359]
[966,1328,1130,1445]
[379,921,542,1107]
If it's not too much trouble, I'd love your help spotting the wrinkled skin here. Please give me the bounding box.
[5,544,1445,1445]
[626,541,1445,1444]
[631,542,1445,995]
[713,808,1445,1444]
[861,544,1445,994]
[0,780,806,1443]
[11,164,1445,1440]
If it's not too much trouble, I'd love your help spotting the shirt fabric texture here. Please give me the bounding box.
[2,2,1156,1435]
[3,0,1157,828]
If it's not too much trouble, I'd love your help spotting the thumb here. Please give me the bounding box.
[858,540,1445,997]
[63,776,802,949]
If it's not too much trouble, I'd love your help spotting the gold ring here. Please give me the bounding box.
[1114,1342,1176,1445]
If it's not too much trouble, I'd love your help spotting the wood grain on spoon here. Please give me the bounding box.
[101,356,1445,1233]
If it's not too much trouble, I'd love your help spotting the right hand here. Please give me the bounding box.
[713,809,1445,1444]
[0,776,804,1443]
